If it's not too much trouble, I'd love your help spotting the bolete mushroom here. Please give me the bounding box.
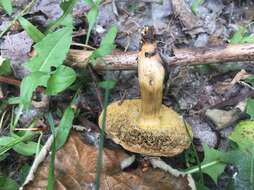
[99,27,192,157]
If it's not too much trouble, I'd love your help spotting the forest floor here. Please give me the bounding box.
[0,0,254,189]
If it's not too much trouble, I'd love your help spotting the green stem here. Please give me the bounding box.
[183,120,204,185]
[0,0,37,38]
[251,153,254,190]
[11,105,24,134]
[184,160,220,174]
[95,87,110,190]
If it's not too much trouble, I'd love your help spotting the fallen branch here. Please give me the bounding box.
[67,43,254,71]
[0,76,21,86]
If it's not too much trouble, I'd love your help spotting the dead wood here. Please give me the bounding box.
[67,43,254,71]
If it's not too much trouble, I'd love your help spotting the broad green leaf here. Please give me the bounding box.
[99,80,116,90]
[47,0,77,32]
[55,106,75,149]
[91,26,118,61]
[246,98,254,120]
[46,65,76,95]
[25,27,72,73]
[200,144,226,184]
[18,17,45,43]
[84,0,95,6]
[241,34,254,43]
[245,76,254,86]
[191,0,204,15]
[20,72,50,106]
[0,0,12,15]
[0,59,11,76]
[13,141,39,156]
[229,26,246,44]
[0,136,14,146]
[229,120,254,149]
[85,5,99,44]
[223,149,254,190]
[0,176,18,190]
[185,145,226,184]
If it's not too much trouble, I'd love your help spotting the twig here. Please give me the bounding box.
[67,43,254,71]
[71,42,96,50]
[0,0,37,38]
[0,76,21,86]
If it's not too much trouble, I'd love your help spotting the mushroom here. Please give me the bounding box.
[99,27,192,157]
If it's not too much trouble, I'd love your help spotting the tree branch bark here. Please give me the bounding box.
[67,43,254,71]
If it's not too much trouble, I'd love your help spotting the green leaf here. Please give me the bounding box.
[91,26,118,61]
[47,0,77,32]
[85,5,99,44]
[19,164,30,184]
[229,27,246,44]
[84,0,95,6]
[46,65,76,95]
[0,136,14,146]
[223,149,254,190]
[55,106,75,149]
[241,34,254,43]
[25,27,72,72]
[18,17,45,43]
[0,176,18,190]
[200,144,226,184]
[13,141,39,156]
[20,72,50,106]
[0,0,12,15]
[245,76,254,86]
[246,98,254,120]
[191,0,204,15]
[0,59,11,76]
[98,80,116,90]
[229,120,254,149]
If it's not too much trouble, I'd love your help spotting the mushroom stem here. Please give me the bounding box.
[138,42,165,127]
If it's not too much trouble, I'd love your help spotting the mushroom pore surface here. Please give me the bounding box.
[99,99,192,157]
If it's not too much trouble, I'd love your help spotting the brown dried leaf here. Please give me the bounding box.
[25,132,192,190]
[215,69,252,94]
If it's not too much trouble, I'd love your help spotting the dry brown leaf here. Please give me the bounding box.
[215,69,252,94]
[66,49,93,68]
[25,132,192,190]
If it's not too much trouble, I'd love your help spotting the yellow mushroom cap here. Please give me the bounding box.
[99,99,192,157]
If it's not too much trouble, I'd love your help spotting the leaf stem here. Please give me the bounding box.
[184,160,220,174]
[183,120,204,185]
[95,86,110,190]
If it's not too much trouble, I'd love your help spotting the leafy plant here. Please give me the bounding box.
[191,0,204,15]
[245,76,254,86]
[229,26,254,44]
[18,16,45,43]
[0,175,18,190]
[185,119,254,189]
[47,0,78,32]
[0,59,12,76]
[90,26,118,62]
[246,98,254,120]
[84,0,101,44]
[19,26,75,107]
[0,0,12,15]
